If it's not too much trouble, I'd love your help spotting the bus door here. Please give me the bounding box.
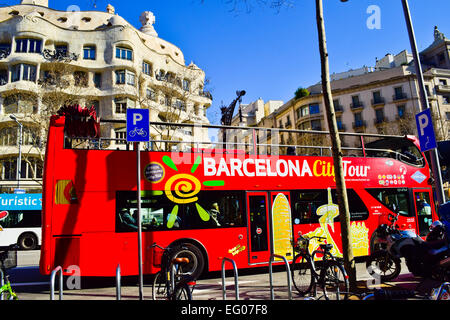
[412,189,435,237]
[269,192,294,262]
[246,192,271,264]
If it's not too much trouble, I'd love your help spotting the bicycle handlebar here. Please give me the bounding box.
[150,243,166,251]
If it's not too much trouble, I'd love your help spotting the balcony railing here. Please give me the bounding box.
[350,102,364,110]
[393,92,408,101]
[374,117,385,125]
[371,97,385,106]
[42,49,79,62]
[353,120,366,129]
[334,104,344,113]
[199,90,213,100]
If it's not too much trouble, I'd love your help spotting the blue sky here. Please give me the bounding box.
[7,0,450,123]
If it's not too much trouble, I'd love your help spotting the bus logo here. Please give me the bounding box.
[411,171,427,184]
[161,155,224,229]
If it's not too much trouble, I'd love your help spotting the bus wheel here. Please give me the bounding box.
[18,232,38,250]
[171,243,205,280]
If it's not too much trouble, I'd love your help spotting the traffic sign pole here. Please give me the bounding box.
[402,0,445,205]
[136,142,143,300]
[126,108,149,300]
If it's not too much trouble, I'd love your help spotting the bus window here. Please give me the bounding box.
[291,189,368,224]
[366,188,413,217]
[0,210,41,228]
[115,190,246,232]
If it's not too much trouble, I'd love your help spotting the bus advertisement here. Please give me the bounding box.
[0,193,42,250]
[39,111,438,278]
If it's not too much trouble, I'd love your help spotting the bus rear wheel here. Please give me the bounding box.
[18,232,38,250]
[170,243,205,280]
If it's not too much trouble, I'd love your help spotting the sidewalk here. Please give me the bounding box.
[11,260,445,300]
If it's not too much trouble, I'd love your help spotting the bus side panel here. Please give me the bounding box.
[74,228,248,277]
[40,116,64,275]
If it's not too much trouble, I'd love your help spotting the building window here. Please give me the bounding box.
[11,64,37,82]
[146,88,156,101]
[0,127,17,146]
[55,45,67,55]
[1,157,42,180]
[309,104,320,114]
[3,93,37,114]
[397,104,406,118]
[115,70,135,86]
[74,71,88,87]
[15,38,42,53]
[83,46,96,60]
[182,79,190,92]
[115,128,127,144]
[354,112,364,128]
[94,72,101,88]
[116,46,132,61]
[311,119,322,131]
[445,112,450,121]
[375,108,385,124]
[336,116,344,130]
[443,96,450,104]
[142,61,152,76]
[394,86,407,100]
[114,98,135,114]
[164,95,171,107]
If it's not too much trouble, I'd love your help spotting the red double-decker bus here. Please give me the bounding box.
[39,111,438,278]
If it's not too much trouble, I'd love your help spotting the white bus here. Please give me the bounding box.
[0,193,42,250]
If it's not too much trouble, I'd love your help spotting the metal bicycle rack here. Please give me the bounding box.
[269,254,292,300]
[0,269,4,300]
[221,257,239,300]
[50,266,63,300]
[116,264,121,300]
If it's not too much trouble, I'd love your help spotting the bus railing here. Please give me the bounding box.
[63,120,425,167]
[50,266,63,300]
[116,264,121,300]
[221,257,239,300]
[269,254,292,300]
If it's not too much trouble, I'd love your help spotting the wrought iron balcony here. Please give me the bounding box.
[350,102,364,110]
[393,92,408,101]
[353,120,366,129]
[42,49,79,62]
[371,97,385,106]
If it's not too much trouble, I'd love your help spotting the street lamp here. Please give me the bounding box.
[9,114,23,189]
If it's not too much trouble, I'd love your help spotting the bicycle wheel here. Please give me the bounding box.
[321,260,349,300]
[291,254,314,296]
[152,272,167,300]
[172,282,192,300]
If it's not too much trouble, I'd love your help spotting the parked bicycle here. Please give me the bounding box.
[151,243,196,300]
[291,232,349,300]
[0,245,18,300]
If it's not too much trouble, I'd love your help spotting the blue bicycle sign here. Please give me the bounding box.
[127,109,150,142]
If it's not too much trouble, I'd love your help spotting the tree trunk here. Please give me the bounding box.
[315,0,356,290]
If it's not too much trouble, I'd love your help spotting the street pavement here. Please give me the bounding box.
[5,250,445,301]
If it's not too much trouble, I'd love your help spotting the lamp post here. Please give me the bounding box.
[9,114,23,189]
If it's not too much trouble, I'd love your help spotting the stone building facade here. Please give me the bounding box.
[0,1,212,192]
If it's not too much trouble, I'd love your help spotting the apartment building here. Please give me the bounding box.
[0,0,212,192]
[272,26,450,150]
